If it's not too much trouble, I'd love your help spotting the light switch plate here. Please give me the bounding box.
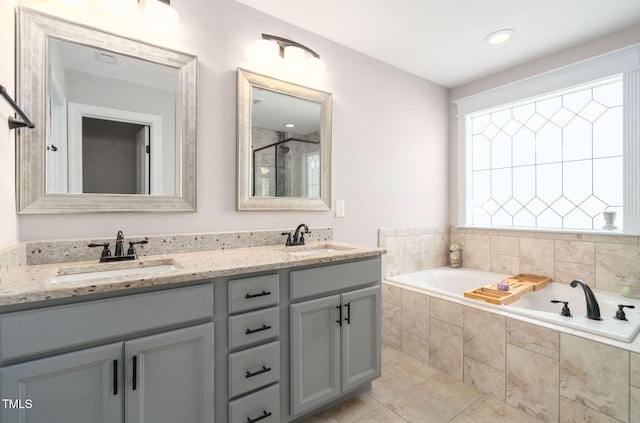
[336,200,345,218]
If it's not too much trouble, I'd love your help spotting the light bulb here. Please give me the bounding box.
[253,39,280,66]
[140,0,179,36]
[284,46,306,73]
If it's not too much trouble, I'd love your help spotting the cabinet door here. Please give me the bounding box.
[125,323,213,423]
[0,343,122,423]
[341,285,381,391]
[290,295,341,417]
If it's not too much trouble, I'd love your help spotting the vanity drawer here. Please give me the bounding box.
[290,258,381,300]
[228,383,280,423]
[228,341,280,397]
[228,274,279,313]
[0,284,213,362]
[228,307,279,350]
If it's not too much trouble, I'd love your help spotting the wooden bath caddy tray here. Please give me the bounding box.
[464,274,552,305]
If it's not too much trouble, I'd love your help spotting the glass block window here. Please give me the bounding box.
[467,76,623,230]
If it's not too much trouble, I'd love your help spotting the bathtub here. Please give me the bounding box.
[387,267,640,343]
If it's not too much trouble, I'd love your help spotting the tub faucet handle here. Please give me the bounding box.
[550,300,572,317]
[614,304,635,321]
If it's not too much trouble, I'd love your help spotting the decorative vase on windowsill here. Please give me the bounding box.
[602,211,618,231]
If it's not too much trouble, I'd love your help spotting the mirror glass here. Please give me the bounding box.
[47,38,179,195]
[237,69,332,210]
[251,87,321,198]
[16,8,197,213]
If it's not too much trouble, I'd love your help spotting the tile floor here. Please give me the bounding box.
[300,344,544,423]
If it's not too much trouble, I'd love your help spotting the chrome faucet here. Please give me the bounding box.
[570,279,602,320]
[282,224,311,246]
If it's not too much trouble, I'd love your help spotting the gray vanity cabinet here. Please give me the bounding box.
[290,295,342,415]
[0,324,213,423]
[125,324,214,423]
[340,286,381,392]
[0,342,122,423]
[289,260,382,418]
[0,284,214,423]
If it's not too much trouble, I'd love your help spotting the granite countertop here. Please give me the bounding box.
[0,241,384,307]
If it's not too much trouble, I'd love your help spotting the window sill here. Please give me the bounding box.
[452,225,639,240]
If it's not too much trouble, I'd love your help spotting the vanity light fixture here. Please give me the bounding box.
[484,29,515,45]
[253,34,325,81]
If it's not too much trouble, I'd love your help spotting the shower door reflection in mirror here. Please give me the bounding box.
[251,87,322,198]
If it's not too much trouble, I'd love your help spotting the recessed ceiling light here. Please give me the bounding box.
[284,123,296,128]
[484,29,515,45]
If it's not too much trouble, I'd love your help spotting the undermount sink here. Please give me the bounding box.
[289,248,339,257]
[287,243,355,257]
[50,259,180,284]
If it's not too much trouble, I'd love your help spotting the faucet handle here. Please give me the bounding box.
[614,304,635,321]
[281,232,292,246]
[88,243,111,262]
[550,300,572,317]
[127,240,148,256]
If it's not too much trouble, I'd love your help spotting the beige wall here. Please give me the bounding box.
[8,0,449,246]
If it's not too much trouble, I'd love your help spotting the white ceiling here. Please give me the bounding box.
[234,0,640,88]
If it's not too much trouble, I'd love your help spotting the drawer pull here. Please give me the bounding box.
[245,324,272,335]
[245,365,272,379]
[113,359,118,396]
[247,410,272,423]
[245,290,272,299]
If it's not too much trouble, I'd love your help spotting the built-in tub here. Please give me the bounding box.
[387,267,640,343]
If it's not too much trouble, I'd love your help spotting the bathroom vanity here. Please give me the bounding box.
[0,242,383,423]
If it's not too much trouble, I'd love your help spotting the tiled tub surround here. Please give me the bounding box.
[450,226,640,293]
[378,227,450,278]
[388,267,640,342]
[382,280,640,423]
